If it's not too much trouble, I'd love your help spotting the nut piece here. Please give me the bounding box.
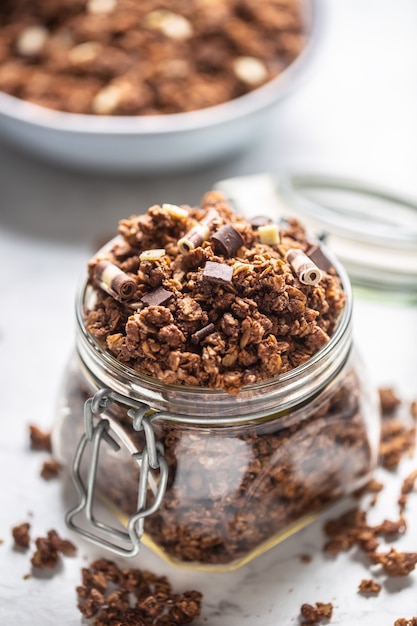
[144,10,193,40]
[92,85,122,115]
[69,42,102,66]
[162,203,189,219]
[233,56,268,85]
[87,0,117,14]
[139,249,166,261]
[16,26,48,57]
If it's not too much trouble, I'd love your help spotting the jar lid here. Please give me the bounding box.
[216,173,417,297]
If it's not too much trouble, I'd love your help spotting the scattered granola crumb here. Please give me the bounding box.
[12,522,31,549]
[76,558,202,624]
[31,529,76,570]
[394,618,417,626]
[40,458,62,480]
[358,579,381,595]
[300,554,312,564]
[353,477,384,500]
[378,388,416,470]
[379,388,401,415]
[368,548,417,577]
[29,424,52,452]
[300,601,333,624]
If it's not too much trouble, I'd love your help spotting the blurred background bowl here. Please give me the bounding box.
[0,0,320,174]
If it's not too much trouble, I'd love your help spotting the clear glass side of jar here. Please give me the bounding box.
[54,348,378,571]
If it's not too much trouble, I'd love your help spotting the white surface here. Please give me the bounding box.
[1,0,417,624]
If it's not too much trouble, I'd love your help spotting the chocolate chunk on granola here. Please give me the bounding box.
[211,224,244,258]
[140,286,173,307]
[202,261,233,285]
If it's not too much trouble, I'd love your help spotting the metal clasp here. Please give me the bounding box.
[65,388,168,557]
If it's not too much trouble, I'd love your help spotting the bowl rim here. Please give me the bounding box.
[0,0,321,136]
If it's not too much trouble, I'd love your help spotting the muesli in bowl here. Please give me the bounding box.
[0,0,319,171]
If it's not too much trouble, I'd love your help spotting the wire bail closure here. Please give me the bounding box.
[65,388,168,557]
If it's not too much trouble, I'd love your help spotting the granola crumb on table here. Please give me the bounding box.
[76,558,202,625]
[29,424,52,452]
[300,601,333,624]
[358,579,381,595]
[31,529,77,570]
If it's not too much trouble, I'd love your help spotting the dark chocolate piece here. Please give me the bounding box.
[211,224,244,258]
[191,323,215,345]
[202,261,233,285]
[140,286,173,307]
[249,215,273,229]
[308,245,333,273]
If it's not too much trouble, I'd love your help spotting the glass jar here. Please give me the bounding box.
[53,243,380,572]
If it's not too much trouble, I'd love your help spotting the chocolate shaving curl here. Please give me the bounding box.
[95,260,136,302]
[286,248,322,286]
[177,209,219,254]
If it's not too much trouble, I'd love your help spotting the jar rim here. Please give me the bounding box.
[75,242,353,420]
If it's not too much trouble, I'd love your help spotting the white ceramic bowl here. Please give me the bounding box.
[0,1,320,173]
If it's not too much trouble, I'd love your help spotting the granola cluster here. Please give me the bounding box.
[11,523,77,572]
[0,0,305,115]
[85,191,346,394]
[76,558,202,625]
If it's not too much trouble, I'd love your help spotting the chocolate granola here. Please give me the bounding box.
[0,0,306,115]
[84,191,346,394]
